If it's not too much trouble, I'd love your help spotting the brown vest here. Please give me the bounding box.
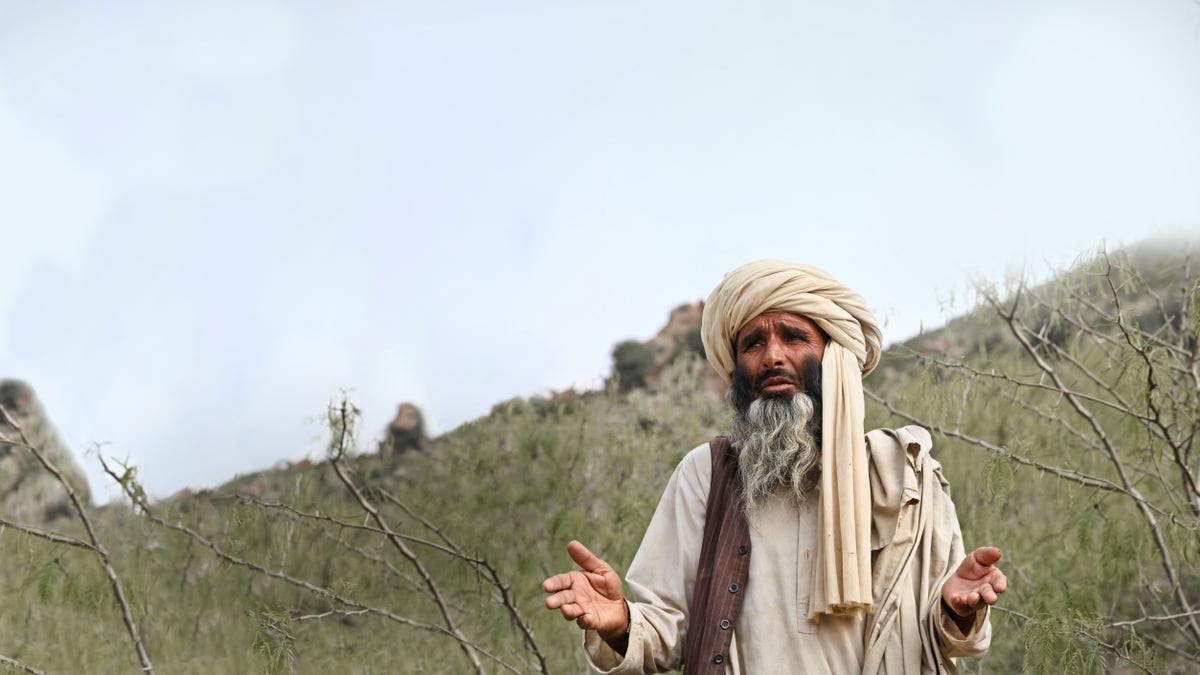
[683,436,752,673]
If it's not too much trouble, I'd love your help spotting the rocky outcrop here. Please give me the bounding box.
[0,379,92,522]
[625,302,728,403]
[379,402,428,457]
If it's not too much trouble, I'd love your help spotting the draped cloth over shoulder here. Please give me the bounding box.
[700,259,883,619]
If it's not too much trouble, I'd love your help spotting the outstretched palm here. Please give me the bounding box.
[542,540,628,639]
[942,546,1007,619]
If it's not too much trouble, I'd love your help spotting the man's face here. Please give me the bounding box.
[733,312,827,401]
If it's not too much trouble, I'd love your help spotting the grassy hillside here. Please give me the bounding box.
[0,358,727,674]
[1,236,1197,674]
[868,236,1200,673]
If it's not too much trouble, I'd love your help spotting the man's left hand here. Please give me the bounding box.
[942,546,1007,626]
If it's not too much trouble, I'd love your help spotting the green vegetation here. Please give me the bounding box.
[868,238,1200,673]
[0,237,1196,673]
[0,358,726,674]
[611,339,657,392]
[673,325,705,362]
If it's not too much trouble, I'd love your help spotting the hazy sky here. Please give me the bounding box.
[1,1,1197,502]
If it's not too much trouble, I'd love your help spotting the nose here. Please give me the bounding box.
[762,336,786,368]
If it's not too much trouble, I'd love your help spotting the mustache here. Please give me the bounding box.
[754,367,801,391]
[731,358,823,416]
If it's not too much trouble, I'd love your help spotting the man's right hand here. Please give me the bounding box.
[542,540,629,642]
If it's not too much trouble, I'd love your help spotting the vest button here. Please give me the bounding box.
[719,619,731,630]
[737,545,747,555]
[728,583,739,593]
[713,653,724,664]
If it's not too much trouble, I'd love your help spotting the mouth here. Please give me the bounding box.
[756,374,800,397]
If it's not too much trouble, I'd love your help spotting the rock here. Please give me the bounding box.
[644,302,705,376]
[379,403,428,457]
[0,379,92,522]
[629,301,728,403]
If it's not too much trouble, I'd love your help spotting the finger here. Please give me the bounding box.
[559,604,585,621]
[542,572,576,593]
[544,589,574,610]
[958,591,980,612]
[972,546,1002,567]
[992,571,1008,594]
[980,586,999,606]
[955,548,998,581]
[567,540,610,574]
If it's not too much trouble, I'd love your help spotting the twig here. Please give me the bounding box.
[0,518,96,550]
[905,350,1154,425]
[987,282,1200,646]
[1111,609,1200,628]
[1102,258,1200,518]
[294,608,371,622]
[1125,631,1200,664]
[380,491,551,675]
[242,485,550,674]
[0,654,47,675]
[325,398,485,675]
[864,390,1141,499]
[99,458,524,675]
[994,607,1166,673]
[0,406,154,673]
[218,495,435,598]
[223,494,478,563]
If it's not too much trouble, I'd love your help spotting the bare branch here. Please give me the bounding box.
[0,654,47,675]
[293,607,371,622]
[327,397,484,674]
[0,518,96,550]
[249,480,552,675]
[223,494,478,563]
[985,281,1200,645]
[865,390,1142,499]
[214,495,437,599]
[0,406,155,673]
[1124,632,1200,665]
[993,607,1162,673]
[1101,259,1200,518]
[379,491,551,675]
[905,349,1154,424]
[1111,609,1200,628]
[100,458,525,675]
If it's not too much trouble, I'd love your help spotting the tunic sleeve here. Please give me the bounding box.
[932,599,992,658]
[584,443,712,673]
[925,445,992,664]
[864,425,994,673]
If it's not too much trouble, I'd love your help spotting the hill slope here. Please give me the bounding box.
[1,236,1197,673]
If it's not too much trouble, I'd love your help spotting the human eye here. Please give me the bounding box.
[738,332,764,353]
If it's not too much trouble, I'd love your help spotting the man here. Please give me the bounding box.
[543,260,1006,673]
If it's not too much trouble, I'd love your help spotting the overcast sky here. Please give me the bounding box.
[1,0,1197,502]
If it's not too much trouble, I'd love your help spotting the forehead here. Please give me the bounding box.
[735,311,822,341]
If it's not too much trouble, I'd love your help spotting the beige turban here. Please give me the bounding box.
[701,259,883,620]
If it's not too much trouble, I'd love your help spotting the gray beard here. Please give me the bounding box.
[728,393,821,513]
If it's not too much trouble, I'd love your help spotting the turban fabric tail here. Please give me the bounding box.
[700,259,882,621]
[811,341,873,619]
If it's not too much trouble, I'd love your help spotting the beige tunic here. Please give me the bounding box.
[585,425,990,674]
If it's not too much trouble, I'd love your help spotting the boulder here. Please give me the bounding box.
[0,379,92,522]
[379,402,428,457]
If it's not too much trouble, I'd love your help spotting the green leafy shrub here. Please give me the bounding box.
[611,339,656,391]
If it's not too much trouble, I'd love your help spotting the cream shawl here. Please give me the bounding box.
[700,259,882,619]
